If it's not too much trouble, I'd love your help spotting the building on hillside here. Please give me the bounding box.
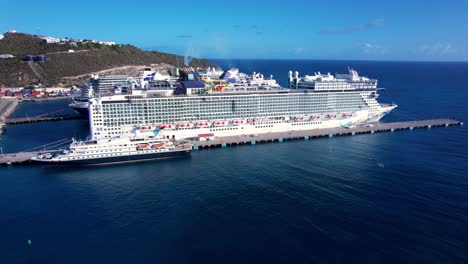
[98,41,116,46]
[38,36,61,43]
[0,54,14,59]
[23,55,34,61]
[34,55,46,62]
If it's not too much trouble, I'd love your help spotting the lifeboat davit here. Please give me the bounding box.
[196,121,210,128]
[177,123,193,129]
[213,121,227,127]
[159,124,173,129]
[232,119,245,126]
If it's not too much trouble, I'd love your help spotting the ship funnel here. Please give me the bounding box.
[288,71,293,87]
[294,71,299,78]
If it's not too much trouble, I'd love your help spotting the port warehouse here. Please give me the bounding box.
[0,87,77,97]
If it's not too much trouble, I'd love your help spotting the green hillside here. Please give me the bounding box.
[0,32,217,87]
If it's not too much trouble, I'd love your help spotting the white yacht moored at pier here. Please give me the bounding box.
[31,129,191,165]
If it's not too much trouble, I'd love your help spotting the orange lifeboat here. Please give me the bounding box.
[159,124,173,129]
[295,115,305,121]
[196,121,210,128]
[213,121,227,127]
[232,119,245,126]
[342,113,353,117]
[152,142,165,148]
[311,115,321,120]
[139,125,152,130]
[326,114,337,119]
[138,143,150,150]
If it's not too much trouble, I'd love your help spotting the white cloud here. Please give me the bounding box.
[289,47,305,55]
[418,42,457,56]
[359,42,387,55]
[319,19,385,35]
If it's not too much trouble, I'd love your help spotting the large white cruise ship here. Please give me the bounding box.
[87,68,396,140]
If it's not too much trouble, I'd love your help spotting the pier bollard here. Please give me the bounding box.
[304,136,309,140]
[278,138,283,142]
[221,143,227,148]
[193,146,199,151]
[328,134,333,138]
[351,132,356,136]
[251,141,256,145]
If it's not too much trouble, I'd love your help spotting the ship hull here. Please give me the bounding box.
[155,110,372,140]
[69,101,89,116]
[33,149,191,165]
[72,107,89,116]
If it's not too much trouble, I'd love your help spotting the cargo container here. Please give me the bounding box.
[31,90,41,96]
[22,89,32,95]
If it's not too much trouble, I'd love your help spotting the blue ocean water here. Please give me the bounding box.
[1,60,467,263]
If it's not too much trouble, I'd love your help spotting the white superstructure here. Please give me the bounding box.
[31,129,191,165]
[87,69,396,140]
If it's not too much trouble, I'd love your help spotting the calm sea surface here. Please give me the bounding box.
[1,60,467,263]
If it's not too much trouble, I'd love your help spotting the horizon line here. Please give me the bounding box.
[205,58,468,63]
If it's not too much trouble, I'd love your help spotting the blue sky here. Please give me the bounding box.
[1,0,467,61]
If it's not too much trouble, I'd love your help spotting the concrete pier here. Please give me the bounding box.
[191,119,462,150]
[0,119,462,165]
[0,151,49,165]
[5,114,83,124]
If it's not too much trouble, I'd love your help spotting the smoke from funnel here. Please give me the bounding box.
[184,56,193,67]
